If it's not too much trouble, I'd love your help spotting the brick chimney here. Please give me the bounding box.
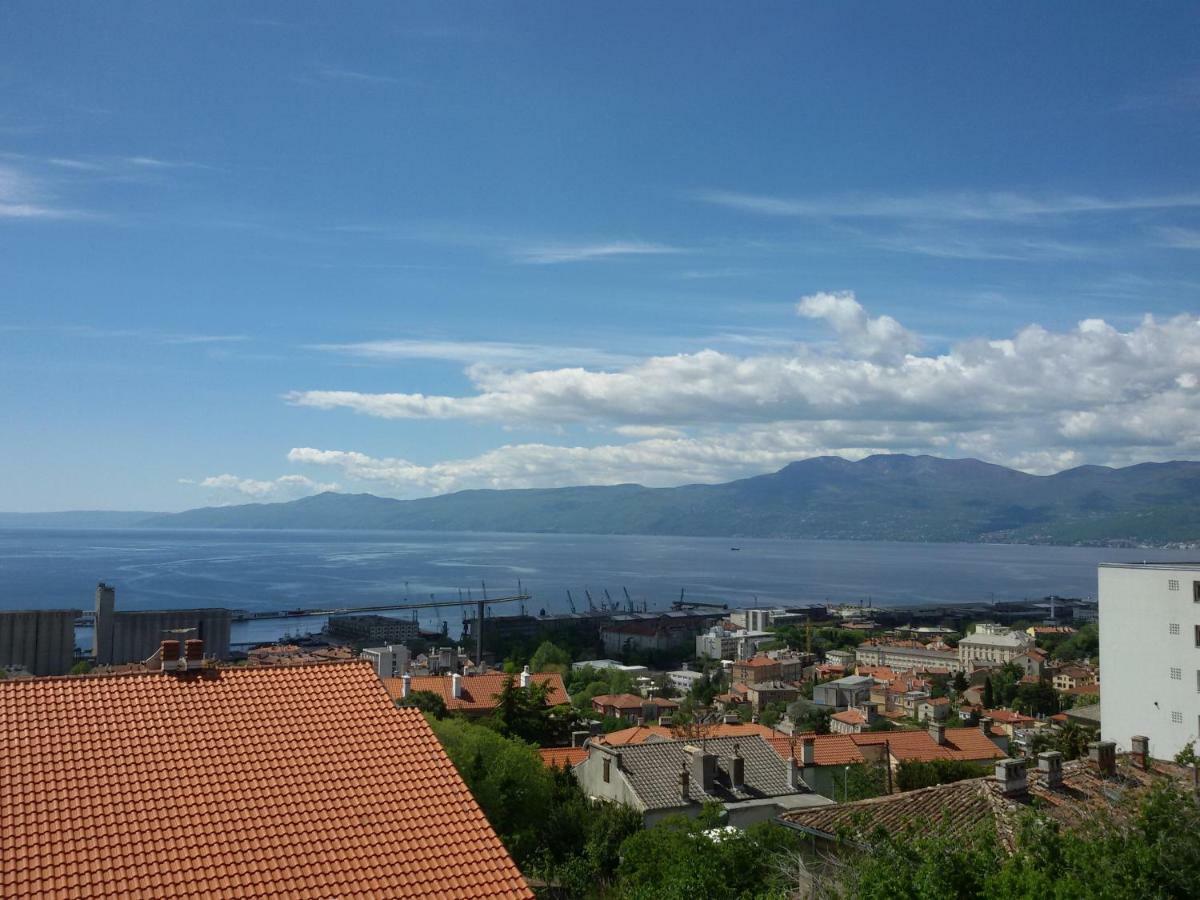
[1131,735,1150,770]
[400,673,411,700]
[994,758,1028,796]
[160,639,181,673]
[1037,750,1064,788]
[184,639,204,671]
[1088,740,1116,776]
[729,743,745,791]
[451,672,462,700]
[520,664,531,688]
[929,723,946,746]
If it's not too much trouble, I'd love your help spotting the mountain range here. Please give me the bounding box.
[8,455,1200,546]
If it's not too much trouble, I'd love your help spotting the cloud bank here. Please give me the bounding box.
[192,293,1200,499]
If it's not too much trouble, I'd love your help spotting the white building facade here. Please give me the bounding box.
[1100,563,1200,758]
[957,623,1034,668]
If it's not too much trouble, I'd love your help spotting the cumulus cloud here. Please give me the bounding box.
[276,300,1200,492]
[795,291,921,362]
[184,473,338,501]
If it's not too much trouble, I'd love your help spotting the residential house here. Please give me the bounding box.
[983,707,1039,738]
[779,740,1191,853]
[667,667,706,693]
[746,680,802,712]
[1026,625,1076,638]
[537,747,589,769]
[596,721,781,747]
[773,651,814,681]
[830,707,871,735]
[695,625,773,661]
[574,735,833,827]
[0,648,532,898]
[731,654,783,685]
[1053,665,1098,692]
[917,696,951,723]
[1011,647,1048,678]
[825,648,856,668]
[385,667,571,716]
[591,692,679,723]
[813,674,875,710]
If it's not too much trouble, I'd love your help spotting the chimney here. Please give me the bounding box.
[571,730,591,748]
[184,639,204,670]
[1088,740,1116,776]
[659,715,673,727]
[687,745,717,792]
[1037,750,1064,788]
[520,664,531,688]
[160,639,181,673]
[800,736,815,767]
[786,754,804,789]
[679,767,690,801]
[1131,735,1150,770]
[729,743,745,791]
[978,716,993,735]
[401,673,411,700]
[929,723,946,746]
[451,672,462,699]
[994,758,1028,796]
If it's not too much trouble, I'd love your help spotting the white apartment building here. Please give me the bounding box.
[957,623,1034,668]
[853,641,961,673]
[695,626,772,661]
[1100,563,1200,758]
[361,643,410,679]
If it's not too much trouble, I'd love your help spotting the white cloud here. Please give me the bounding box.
[512,241,687,265]
[186,473,338,501]
[310,338,632,369]
[0,163,89,219]
[1158,227,1200,250]
[796,291,920,362]
[281,301,1200,486]
[693,188,1200,222]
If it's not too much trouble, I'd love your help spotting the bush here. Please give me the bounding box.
[895,758,990,791]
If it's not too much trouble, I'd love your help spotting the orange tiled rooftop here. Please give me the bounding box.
[383,671,571,713]
[0,660,532,899]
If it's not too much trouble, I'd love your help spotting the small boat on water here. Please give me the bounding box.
[730,547,741,551]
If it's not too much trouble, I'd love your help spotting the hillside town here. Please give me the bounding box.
[3,561,1196,897]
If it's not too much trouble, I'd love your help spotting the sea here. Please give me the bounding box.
[2,528,1194,651]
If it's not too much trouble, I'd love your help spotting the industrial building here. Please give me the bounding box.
[0,609,80,676]
[327,613,420,644]
[93,583,231,665]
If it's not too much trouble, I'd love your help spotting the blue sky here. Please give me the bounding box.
[2,1,1199,511]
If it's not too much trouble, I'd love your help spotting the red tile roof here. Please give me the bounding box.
[600,722,780,746]
[736,655,780,668]
[385,672,570,714]
[766,734,867,766]
[984,708,1037,725]
[832,709,868,726]
[590,692,678,711]
[537,747,588,769]
[0,661,532,898]
[853,727,1006,763]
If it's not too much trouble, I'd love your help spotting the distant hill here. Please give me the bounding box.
[134,455,1200,546]
[0,510,161,529]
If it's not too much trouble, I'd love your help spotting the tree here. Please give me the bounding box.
[896,759,990,791]
[1013,678,1059,716]
[397,690,447,719]
[953,671,969,695]
[1051,623,1099,662]
[489,675,570,745]
[982,677,995,708]
[529,640,571,674]
[68,660,92,675]
[843,763,889,800]
[788,699,832,735]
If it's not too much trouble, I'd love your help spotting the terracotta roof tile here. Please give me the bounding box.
[537,747,588,769]
[0,662,532,898]
[384,672,570,713]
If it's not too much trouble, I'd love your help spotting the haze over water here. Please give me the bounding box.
[3,528,1195,648]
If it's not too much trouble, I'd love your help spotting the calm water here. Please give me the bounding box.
[1,528,1192,648]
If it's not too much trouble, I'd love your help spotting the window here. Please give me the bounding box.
[1173,711,1184,724]
[602,757,611,783]
[1195,624,1200,647]
[1170,579,1181,591]
[1171,667,1182,680]
[1170,623,1181,635]
[1195,581,1200,603]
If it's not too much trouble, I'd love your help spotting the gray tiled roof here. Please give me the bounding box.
[612,735,806,811]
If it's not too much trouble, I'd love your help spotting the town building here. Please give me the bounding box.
[326,613,420,644]
[666,666,705,693]
[1011,647,1049,678]
[245,642,356,667]
[385,668,570,716]
[573,735,832,827]
[0,651,531,897]
[361,642,410,678]
[745,680,802,712]
[0,608,79,675]
[571,658,649,674]
[812,674,874,709]
[830,708,872,734]
[853,639,961,673]
[957,623,1034,669]
[917,696,951,723]
[731,654,782,685]
[825,648,855,668]
[1052,664,1098,692]
[695,625,773,661]
[1099,562,1200,758]
[594,721,781,747]
[93,583,230,666]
